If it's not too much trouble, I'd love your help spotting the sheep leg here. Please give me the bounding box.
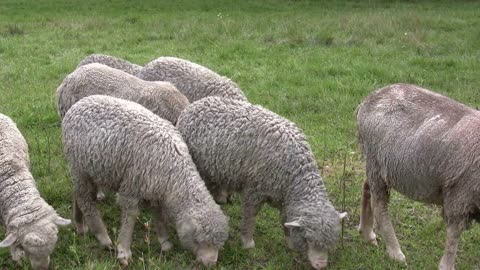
[240,193,263,249]
[151,207,173,252]
[117,195,140,266]
[73,173,112,249]
[439,220,464,270]
[280,210,294,249]
[73,194,87,234]
[358,181,377,245]
[371,191,406,264]
[215,187,230,205]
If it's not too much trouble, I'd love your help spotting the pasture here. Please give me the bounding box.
[1,0,479,269]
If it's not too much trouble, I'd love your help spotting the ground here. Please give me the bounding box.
[0,0,479,269]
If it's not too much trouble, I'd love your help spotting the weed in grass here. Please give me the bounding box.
[3,24,24,37]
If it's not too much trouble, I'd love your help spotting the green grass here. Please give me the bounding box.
[1,0,480,269]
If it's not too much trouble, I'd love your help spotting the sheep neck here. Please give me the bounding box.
[0,170,54,231]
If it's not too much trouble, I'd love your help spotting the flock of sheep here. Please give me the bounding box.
[0,54,478,270]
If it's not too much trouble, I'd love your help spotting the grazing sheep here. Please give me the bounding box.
[137,56,247,102]
[62,95,228,267]
[356,83,480,270]
[56,63,189,125]
[0,113,71,270]
[76,54,142,76]
[176,97,346,270]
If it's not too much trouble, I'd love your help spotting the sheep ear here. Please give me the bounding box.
[284,221,302,228]
[0,234,17,248]
[54,216,71,226]
[338,212,348,220]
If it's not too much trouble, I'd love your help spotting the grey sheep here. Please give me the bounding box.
[56,63,189,125]
[62,95,229,267]
[0,113,71,270]
[137,56,248,102]
[176,97,346,270]
[356,83,480,270]
[76,54,142,76]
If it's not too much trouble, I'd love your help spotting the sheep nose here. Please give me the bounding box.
[312,260,328,269]
[199,257,217,267]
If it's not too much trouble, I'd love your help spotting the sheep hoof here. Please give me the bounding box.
[76,223,89,235]
[215,196,228,205]
[96,191,106,201]
[96,234,113,250]
[119,258,129,266]
[387,248,406,265]
[368,239,378,246]
[117,246,132,266]
[358,227,377,246]
[161,241,173,252]
[241,237,255,249]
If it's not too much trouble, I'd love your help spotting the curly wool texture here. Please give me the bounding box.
[56,63,189,125]
[137,57,247,102]
[0,114,62,257]
[176,97,341,251]
[77,54,142,76]
[357,83,480,225]
[62,95,228,248]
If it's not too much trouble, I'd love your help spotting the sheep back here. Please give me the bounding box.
[56,63,189,124]
[137,57,247,102]
[77,54,142,75]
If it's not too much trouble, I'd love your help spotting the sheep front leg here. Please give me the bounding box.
[371,191,406,264]
[73,194,87,234]
[74,175,112,249]
[151,207,173,252]
[358,181,377,245]
[117,195,140,266]
[240,192,263,249]
[439,221,464,270]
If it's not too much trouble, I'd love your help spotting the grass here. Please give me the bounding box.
[0,0,479,269]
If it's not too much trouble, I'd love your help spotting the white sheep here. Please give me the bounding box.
[357,83,480,270]
[61,95,229,267]
[0,113,70,270]
[176,97,346,270]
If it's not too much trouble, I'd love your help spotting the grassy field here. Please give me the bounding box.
[1,0,480,269]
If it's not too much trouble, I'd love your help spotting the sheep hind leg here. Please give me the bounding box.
[358,181,377,245]
[151,206,173,252]
[117,195,140,266]
[438,219,465,270]
[240,192,263,249]
[74,172,112,249]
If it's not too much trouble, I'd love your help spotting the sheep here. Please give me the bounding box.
[56,63,189,125]
[176,97,347,270]
[57,63,189,201]
[356,83,480,270]
[0,113,71,270]
[137,56,248,102]
[61,95,229,267]
[76,54,142,76]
